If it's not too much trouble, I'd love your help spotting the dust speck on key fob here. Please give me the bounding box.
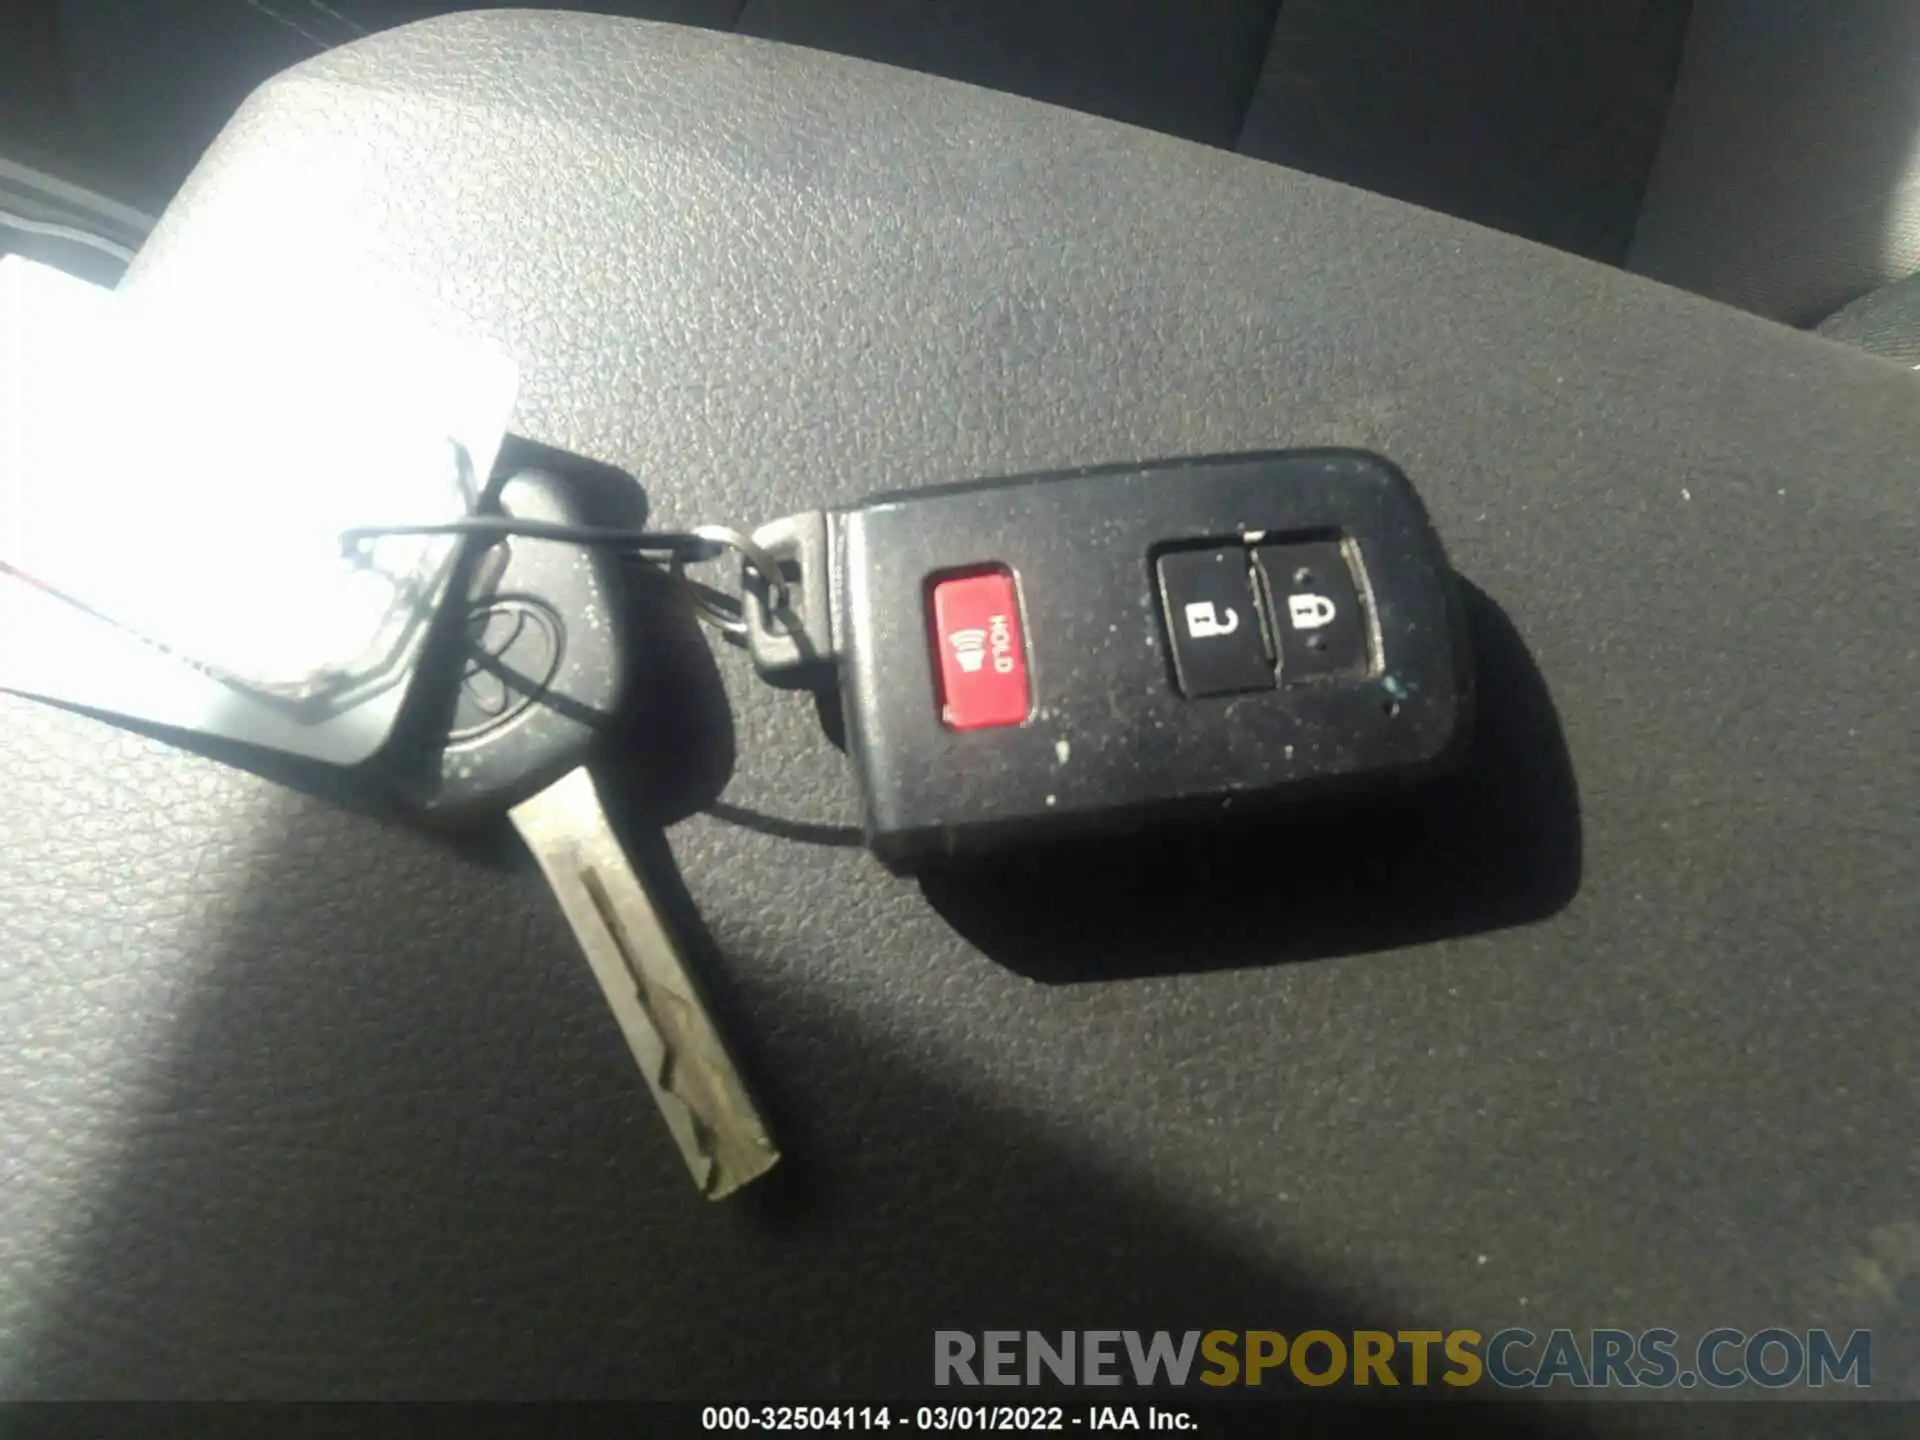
[832,450,1472,868]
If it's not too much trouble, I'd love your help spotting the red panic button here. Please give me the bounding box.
[930,568,1030,730]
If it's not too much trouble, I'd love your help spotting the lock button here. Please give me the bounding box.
[1156,546,1275,697]
[1254,540,1370,682]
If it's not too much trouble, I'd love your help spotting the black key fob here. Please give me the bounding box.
[747,450,1472,869]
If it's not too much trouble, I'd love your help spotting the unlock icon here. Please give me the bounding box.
[1183,600,1240,639]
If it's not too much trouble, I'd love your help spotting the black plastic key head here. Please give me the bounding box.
[388,469,628,820]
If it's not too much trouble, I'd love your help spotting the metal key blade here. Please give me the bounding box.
[509,765,779,1199]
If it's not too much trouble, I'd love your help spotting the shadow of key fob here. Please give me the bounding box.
[744,449,1473,870]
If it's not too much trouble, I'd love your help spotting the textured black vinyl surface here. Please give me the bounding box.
[736,0,1281,151]
[0,14,1913,1411]
[1818,274,1920,369]
[36,0,1684,270]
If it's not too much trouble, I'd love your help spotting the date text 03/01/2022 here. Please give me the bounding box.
[702,1405,1192,1432]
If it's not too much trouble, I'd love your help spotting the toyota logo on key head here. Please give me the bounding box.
[449,597,565,742]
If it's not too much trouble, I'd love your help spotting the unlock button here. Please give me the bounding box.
[1156,547,1275,697]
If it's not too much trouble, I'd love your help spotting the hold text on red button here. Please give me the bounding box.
[930,568,1030,731]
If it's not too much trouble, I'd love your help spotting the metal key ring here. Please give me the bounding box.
[669,524,791,636]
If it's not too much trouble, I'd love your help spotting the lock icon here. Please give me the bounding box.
[1288,593,1337,630]
[1183,600,1240,639]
